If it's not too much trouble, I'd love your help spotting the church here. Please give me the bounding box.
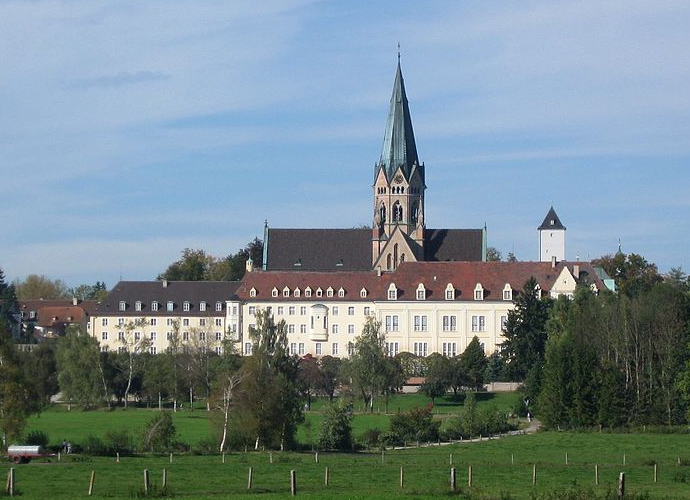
[88,61,613,359]
[262,59,486,273]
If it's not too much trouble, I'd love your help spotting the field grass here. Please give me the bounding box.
[26,392,522,450]
[4,432,690,499]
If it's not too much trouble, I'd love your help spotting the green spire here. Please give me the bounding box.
[377,60,419,181]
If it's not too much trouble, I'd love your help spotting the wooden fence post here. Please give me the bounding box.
[468,466,473,487]
[315,452,319,463]
[88,470,96,496]
[511,453,514,465]
[400,466,404,489]
[450,467,456,491]
[162,468,167,489]
[618,472,625,499]
[143,469,150,495]
[324,467,329,487]
[247,467,253,489]
[290,470,297,496]
[623,453,626,466]
[169,452,173,463]
[381,451,385,464]
[270,452,273,464]
[654,463,657,483]
[532,464,537,486]
[595,464,599,485]
[449,453,453,465]
[7,468,15,497]
[222,452,225,464]
[58,451,61,462]
[565,452,568,465]
[116,452,120,463]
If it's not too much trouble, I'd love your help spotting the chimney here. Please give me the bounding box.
[163,280,168,289]
[573,264,580,279]
[551,256,557,268]
[376,267,382,277]
[72,297,78,306]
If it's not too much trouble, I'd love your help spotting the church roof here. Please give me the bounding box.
[263,227,484,272]
[377,61,420,182]
[538,207,566,230]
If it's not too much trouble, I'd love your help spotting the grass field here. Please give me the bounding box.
[4,432,690,499]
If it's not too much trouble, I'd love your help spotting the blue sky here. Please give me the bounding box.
[1,0,689,287]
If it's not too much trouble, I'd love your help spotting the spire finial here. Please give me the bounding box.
[397,42,400,63]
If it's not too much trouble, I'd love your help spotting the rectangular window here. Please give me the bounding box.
[101,346,109,353]
[249,306,256,315]
[199,332,206,341]
[167,332,172,340]
[150,332,156,340]
[315,342,322,355]
[298,343,305,355]
[183,319,189,326]
[244,343,252,355]
[348,306,355,316]
[152,302,159,312]
[446,289,454,300]
[386,342,399,357]
[118,332,125,341]
[332,324,338,334]
[149,346,156,355]
[150,318,157,326]
[200,301,207,312]
[503,290,512,301]
[501,315,508,331]
[134,332,141,341]
[215,318,222,326]
[442,315,457,332]
[442,342,457,357]
[348,324,355,334]
[183,302,190,312]
[118,318,125,326]
[289,306,295,315]
[101,332,108,340]
[385,315,399,332]
[119,301,126,311]
[290,343,297,355]
[332,306,339,316]
[288,324,295,334]
[277,306,284,315]
[199,318,206,326]
[300,306,307,315]
[215,346,222,355]
[416,290,425,300]
[332,343,339,356]
[300,324,307,334]
[413,342,428,357]
[413,315,428,331]
[471,315,486,332]
[135,301,142,311]
[388,289,396,300]
[232,306,238,315]
[216,332,222,341]
[216,302,223,312]
[183,332,189,341]
[102,318,108,326]
[364,307,371,316]
[167,301,174,312]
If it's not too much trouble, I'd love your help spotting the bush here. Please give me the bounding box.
[193,436,217,455]
[386,404,440,446]
[141,411,176,452]
[25,430,49,448]
[318,402,353,451]
[104,428,134,455]
[358,428,383,449]
[80,435,107,455]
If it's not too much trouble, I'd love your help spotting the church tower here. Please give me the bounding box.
[538,207,566,262]
[372,59,426,270]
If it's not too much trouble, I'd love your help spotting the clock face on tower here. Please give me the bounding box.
[394,174,403,183]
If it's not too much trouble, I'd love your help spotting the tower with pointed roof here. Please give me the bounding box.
[372,59,426,270]
[538,207,566,262]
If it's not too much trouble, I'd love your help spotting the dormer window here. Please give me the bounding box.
[387,283,398,301]
[294,288,301,297]
[326,287,334,298]
[316,288,323,298]
[135,301,142,312]
[416,284,426,301]
[283,287,290,297]
[215,301,223,312]
[151,301,159,312]
[167,301,174,312]
[360,288,367,298]
[119,301,126,311]
[474,284,484,301]
[338,287,345,298]
[249,288,256,298]
[199,301,207,312]
[502,284,512,301]
[534,284,541,298]
[272,288,279,298]
[305,287,312,298]
[183,301,191,312]
[445,284,455,301]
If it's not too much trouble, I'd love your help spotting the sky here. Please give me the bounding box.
[1,0,689,288]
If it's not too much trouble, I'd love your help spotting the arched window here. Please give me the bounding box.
[392,202,402,222]
[400,253,405,263]
[379,203,386,224]
[400,187,404,194]
[386,254,392,270]
[393,243,399,269]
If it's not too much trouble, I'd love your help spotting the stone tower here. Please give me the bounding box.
[539,207,566,262]
[372,60,426,270]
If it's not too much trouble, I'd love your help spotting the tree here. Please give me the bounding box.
[460,336,487,391]
[115,318,151,408]
[502,277,552,380]
[20,340,59,407]
[318,401,353,451]
[348,317,388,412]
[68,282,108,301]
[236,310,302,450]
[486,247,502,262]
[0,323,38,446]
[210,346,244,452]
[420,353,450,403]
[14,274,68,300]
[319,355,342,402]
[141,411,176,452]
[56,328,103,410]
[484,351,506,383]
[593,252,662,298]
[297,355,324,410]
[506,252,518,263]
